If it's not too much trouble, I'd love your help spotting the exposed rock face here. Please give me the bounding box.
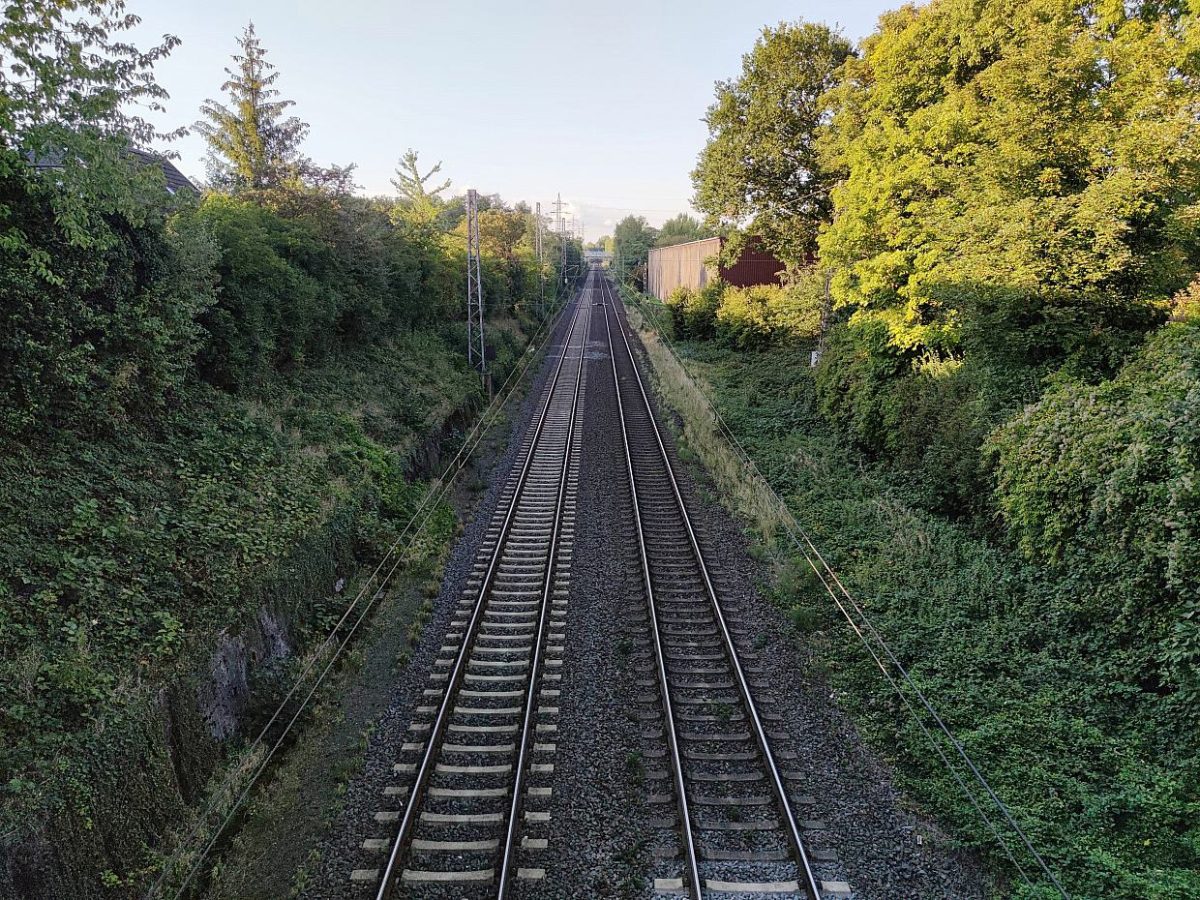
[197,608,293,742]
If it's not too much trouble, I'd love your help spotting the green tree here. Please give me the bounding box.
[612,215,657,288]
[391,149,451,225]
[808,0,1200,509]
[692,21,852,266]
[654,213,711,248]
[0,0,182,276]
[818,0,1200,359]
[196,23,308,190]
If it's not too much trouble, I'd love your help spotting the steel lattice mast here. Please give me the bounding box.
[534,201,545,317]
[466,188,486,378]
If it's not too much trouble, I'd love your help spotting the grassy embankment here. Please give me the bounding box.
[0,317,537,898]
[620,287,1200,900]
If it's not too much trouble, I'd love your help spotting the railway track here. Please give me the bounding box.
[347,267,849,898]
[355,282,591,899]
[597,272,844,899]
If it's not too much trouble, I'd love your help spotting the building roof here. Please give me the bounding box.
[25,146,198,196]
[127,148,198,195]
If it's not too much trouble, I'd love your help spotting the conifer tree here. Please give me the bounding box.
[196,23,307,190]
[391,149,451,224]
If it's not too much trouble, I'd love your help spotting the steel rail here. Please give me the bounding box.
[596,268,703,900]
[375,289,588,900]
[495,269,590,897]
[598,271,823,900]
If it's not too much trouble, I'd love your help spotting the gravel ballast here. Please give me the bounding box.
[301,273,992,899]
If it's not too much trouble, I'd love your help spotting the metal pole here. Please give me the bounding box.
[535,201,545,318]
[466,188,487,388]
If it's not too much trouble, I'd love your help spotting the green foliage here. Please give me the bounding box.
[794,0,1198,509]
[192,192,327,385]
[612,214,658,289]
[663,270,825,351]
[391,149,451,226]
[0,332,478,824]
[0,0,183,278]
[664,280,723,341]
[195,23,309,190]
[0,170,217,434]
[716,278,824,350]
[818,0,1197,358]
[692,21,852,265]
[654,213,712,248]
[989,318,1200,704]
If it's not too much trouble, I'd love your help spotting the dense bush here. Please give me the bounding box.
[990,316,1200,704]
[0,168,216,434]
[716,276,823,350]
[664,279,724,340]
[664,270,824,350]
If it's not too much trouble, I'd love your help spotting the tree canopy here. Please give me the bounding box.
[654,213,712,248]
[196,22,308,190]
[817,0,1200,359]
[691,21,852,267]
[612,215,658,288]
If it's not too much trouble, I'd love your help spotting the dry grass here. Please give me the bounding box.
[623,295,790,548]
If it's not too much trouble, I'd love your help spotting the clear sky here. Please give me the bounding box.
[131,0,890,235]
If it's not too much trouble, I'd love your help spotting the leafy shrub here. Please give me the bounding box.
[989,317,1200,704]
[665,279,724,340]
[714,276,823,350]
[715,285,776,349]
[813,315,909,453]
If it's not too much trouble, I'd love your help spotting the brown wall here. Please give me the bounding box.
[647,237,722,300]
[646,237,783,300]
[719,241,785,288]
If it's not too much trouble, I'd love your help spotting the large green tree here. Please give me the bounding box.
[818,0,1200,361]
[692,21,852,266]
[809,0,1200,509]
[196,23,308,190]
[612,214,657,287]
[655,213,712,248]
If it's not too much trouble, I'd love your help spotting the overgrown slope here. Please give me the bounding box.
[656,333,1200,899]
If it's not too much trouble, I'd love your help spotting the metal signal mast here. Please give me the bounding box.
[552,193,568,295]
[465,189,486,380]
[534,201,546,318]
[552,194,571,296]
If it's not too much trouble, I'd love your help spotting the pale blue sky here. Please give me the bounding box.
[132,0,890,234]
